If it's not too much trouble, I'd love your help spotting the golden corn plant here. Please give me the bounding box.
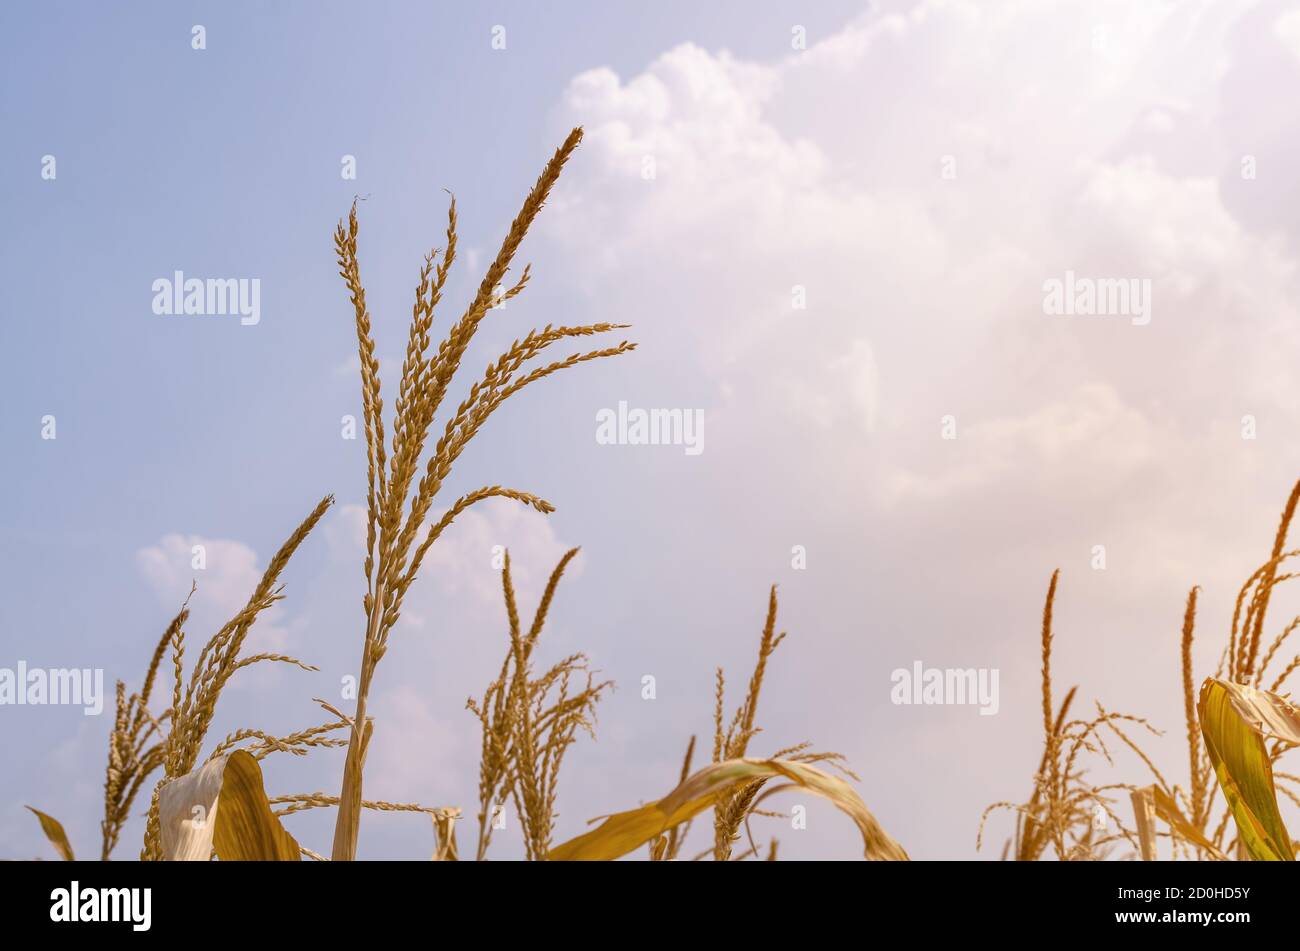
[468,548,611,860]
[137,496,349,860]
[706,587,863,860]
[98,611,180,859]
[1196,678,1299,860]
[25,128,633,864]
[1144,480,1300,859]
[979,570,1150,860]
[33,605,185,861]
[28,495,350,861]
[981,481,1300,861]
[329,126,634,861]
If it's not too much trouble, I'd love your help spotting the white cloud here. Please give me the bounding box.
[548,0,1300,529]
[884,383,1157,503]
[364,684,466,804]
[1275,8,1300,63]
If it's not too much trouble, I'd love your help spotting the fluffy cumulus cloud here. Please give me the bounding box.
[539,0,1300,857]
[550,0,1300,552]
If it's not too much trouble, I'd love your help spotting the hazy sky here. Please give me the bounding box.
[6,0,1300,861]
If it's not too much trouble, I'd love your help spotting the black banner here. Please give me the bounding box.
[0,859,1278,937]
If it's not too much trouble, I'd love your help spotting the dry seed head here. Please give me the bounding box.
[470,547,610,860]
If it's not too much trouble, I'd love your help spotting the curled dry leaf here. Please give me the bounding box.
[1198,678,1295,861]
[26,807,74,861]
[1213,679,1300,744]
[158,749,300,861]
[547,758,907,861]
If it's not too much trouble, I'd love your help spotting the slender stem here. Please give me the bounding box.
[331,580,384,860]
[476,810,491,862]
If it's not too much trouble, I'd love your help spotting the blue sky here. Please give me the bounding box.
[7,0,1300,861]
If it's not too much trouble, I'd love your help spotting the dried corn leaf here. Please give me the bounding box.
[1215,679,1300,743]
[547,757,907,861]
[159,749,300,861]
[1198,679,1294,861]
[1144,785,1227,860]
[25,807,74,861]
